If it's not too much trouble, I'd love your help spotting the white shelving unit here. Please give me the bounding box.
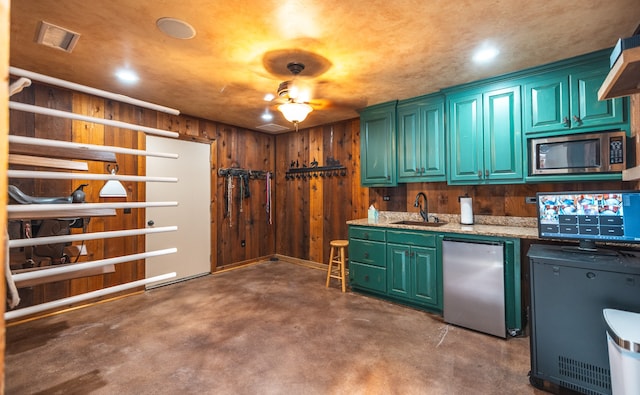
[5,69,182,320]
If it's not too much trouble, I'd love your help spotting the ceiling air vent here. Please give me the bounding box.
[256,123,290,133]
[36,21,80,53]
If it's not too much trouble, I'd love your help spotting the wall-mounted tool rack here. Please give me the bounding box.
[284,157,347,180]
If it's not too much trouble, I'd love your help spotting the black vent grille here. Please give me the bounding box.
[558,356,610,394]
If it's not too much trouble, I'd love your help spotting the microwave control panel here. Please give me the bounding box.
[609,136,625,164]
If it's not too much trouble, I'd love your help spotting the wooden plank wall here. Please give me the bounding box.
[274,120,369,265]
[215,125,276,268]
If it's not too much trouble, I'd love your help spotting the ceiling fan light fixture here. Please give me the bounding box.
[278,102,313,127]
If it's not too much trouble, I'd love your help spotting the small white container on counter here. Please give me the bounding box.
[368,206,379,223]
[459,195,473,225]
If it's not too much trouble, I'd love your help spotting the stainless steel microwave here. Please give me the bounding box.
[529,130,628,175]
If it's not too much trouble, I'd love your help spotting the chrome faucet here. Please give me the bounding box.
[414,192,428,222]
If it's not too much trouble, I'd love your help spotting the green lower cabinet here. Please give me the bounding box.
[387,244,438,307]
[349,225,441,311]
[348,226,387,294]
[349,262,386,293]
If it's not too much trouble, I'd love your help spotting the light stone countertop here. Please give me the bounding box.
[346,211,539,240]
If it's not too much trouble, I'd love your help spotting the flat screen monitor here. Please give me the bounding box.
[537,190,640,250]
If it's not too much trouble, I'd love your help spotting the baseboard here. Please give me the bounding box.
[212,255,276,273]
[273,254,327,271]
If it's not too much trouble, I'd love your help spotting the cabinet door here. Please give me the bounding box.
[387,243,411,299]
[421,98,446,180]
[360,102,397,186]
[397,101,421,181]
[397,97,446,182]
[523,73,570,134]
[448,92,484,183]
[570,68,624,130]
[483,86,523,181]
[412,246,438,306]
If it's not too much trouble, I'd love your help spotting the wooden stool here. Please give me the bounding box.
[326,240,349,292]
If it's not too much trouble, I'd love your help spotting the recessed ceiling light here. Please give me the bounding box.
[473,46,500,63]
[261,111,273,121]
[115,69,139,83]
[264,93,275,101]
[156,17,196,40]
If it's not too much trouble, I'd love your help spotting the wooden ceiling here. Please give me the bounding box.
[9,1,640,133]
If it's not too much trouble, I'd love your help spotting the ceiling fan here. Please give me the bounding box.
[271,62,317,131]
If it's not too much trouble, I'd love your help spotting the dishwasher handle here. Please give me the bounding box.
[442,238,504,246]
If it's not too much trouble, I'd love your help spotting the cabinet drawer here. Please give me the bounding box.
[349,226,386,242]
[387,230,436,247]
[349,262,386,293]
[349,239,386,267]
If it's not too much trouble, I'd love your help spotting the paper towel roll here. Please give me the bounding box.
[460,197,474,225]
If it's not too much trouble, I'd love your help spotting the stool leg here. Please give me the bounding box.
[326,246,335,288]
[340,246,346,293]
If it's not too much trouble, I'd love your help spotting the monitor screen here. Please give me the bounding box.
[537,190,640,249]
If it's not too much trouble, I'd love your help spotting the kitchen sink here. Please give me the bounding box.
[391,220,448,227]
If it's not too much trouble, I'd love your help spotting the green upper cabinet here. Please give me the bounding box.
[360,101,397,186]
[523,62,626,135]
[397,94,446,182]
[447,85,523,184]
[570,67,624,129]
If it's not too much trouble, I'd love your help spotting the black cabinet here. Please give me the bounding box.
[527,244,640,395]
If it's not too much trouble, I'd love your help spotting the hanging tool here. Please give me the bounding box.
[226,174,233,227]
[266,172,272,225]
[239,174,244,213]
[243,173,251,198]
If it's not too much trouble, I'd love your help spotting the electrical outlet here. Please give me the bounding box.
[241,240,246,247]
[383,196,390,201]
[525,196,537,204]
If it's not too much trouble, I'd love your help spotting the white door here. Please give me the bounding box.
[145,136,210,288]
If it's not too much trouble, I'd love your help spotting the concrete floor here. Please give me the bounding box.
[5,259,547,394]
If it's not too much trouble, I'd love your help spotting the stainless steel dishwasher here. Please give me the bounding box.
[442,239,506,338]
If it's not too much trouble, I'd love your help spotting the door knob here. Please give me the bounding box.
[147,220,155,227]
